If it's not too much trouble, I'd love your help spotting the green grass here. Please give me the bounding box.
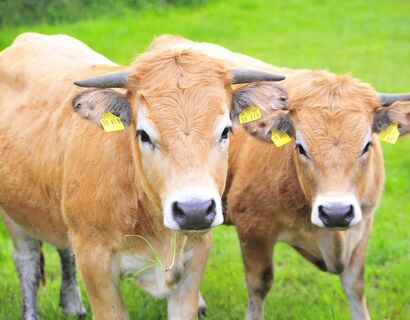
[0,0,206,27]
[0,0,409,319]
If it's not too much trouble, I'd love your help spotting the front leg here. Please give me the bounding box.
[57,248,86,318]
[340,222,372,320]
[237,230,275,320]
[167,233,211,320]
[72,236,128,320]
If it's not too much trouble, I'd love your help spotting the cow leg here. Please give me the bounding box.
[57,248,86,318]
[238,231,275,320]
[72,237,128,320]
[340,231,371,320]
[2,214,41,320]
[167,233,211,320]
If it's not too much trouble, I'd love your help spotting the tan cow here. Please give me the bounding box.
[0,33,288,320]
[150,35,410,320]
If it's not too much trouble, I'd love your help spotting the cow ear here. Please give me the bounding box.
[374,101,410,136]
[72,89,131,129]
[231,82,292,142]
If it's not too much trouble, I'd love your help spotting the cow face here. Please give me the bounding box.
[131,86,231,231]
[233,72,410,230]
[292,96,377,230]
[73,49,287,231]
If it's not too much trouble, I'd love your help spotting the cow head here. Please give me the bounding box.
[72,49,287,231]
[233,71,410,229]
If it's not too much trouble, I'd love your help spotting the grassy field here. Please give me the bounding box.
[0,0,409,319]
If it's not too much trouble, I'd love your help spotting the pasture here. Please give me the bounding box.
[0,0,409,319]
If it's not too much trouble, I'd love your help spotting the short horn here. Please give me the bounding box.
[379,93,410,106]
[74,71,129,88]
[231,68,285,84]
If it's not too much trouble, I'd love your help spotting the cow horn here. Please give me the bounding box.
[379,93,410,106]
[74,71,129,88]
[231,68,285,84]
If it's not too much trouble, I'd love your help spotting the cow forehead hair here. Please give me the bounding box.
[297,111,371,156]
[127,49,230,96]
[137,90,228,143]
[286,70,380,114]
[295,110,374,172]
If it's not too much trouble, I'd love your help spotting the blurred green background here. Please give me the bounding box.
[0,0,409,319]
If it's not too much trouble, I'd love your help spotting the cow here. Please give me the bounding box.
[0,33,288,320]
[149,35,410,320]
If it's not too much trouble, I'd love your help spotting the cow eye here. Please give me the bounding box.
[137,130,155,149]
[361,141,372,156]
[220,126,232,141]
[295,143,309,158]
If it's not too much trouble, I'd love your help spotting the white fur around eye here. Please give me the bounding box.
[136,108,159,147]
[218,135,230,151]
[295,129,309,152]
[295,129,311,161]
[215,109,231,148]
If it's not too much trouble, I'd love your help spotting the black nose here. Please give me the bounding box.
[318,204,354,228]
[172,199,216,230]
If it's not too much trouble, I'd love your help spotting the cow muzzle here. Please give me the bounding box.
[172,199,216,230]
[163,188,224,231]
[311,194,362,229]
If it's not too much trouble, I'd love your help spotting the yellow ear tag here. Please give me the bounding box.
[100,112,125,132]
[239,106,262,124]
[271,130,291,147]
[379,122,399,144]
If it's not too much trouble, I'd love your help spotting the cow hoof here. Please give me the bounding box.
[63,310,86,320]
[62,308,86,319]
[60,290,86,319]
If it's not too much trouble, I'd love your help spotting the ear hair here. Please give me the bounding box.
[72,89,131,127]
[274,112,293,136]
[231,82,288,119]
[231,82,292,142]
[373,108,392,133]
[374,101,410,135]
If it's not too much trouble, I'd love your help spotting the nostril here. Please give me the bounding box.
[345,205,354,222]
[318,205,329,224]
[206,200,216,217]
[172,202,185,220]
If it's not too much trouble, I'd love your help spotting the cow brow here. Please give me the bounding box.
[136,110,159,140]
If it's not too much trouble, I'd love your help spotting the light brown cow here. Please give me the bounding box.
[150,35,410,320]
[0,33,287,320]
